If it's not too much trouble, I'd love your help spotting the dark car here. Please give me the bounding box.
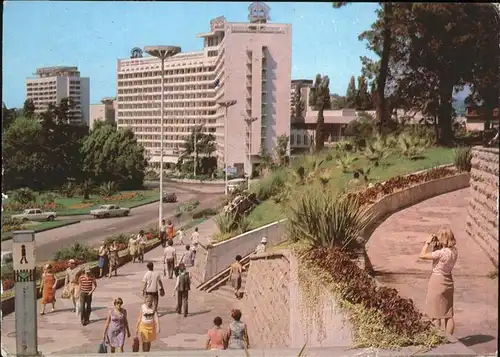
[163,193,177,203]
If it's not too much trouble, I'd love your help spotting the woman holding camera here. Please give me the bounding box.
[419,227,458,335]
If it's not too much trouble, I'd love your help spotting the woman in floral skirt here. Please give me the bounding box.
[103,297,131,353]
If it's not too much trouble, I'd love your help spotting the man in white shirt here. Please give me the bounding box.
[142,262,164,312]
[255,236,267,254]
[163,240,177,279]
[190,227,200,248]
[180,245,195,268]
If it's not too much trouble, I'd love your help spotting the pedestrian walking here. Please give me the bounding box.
[166,220,174,243]
[98,242,109,278]
[102,297,131,353]
[40,264,57,315]
[78,267,97,326]
[173,263,190,317]
[108,241,119,278]
[255,237,267,254]
[142,262,164,312]
[229,255,243,299]
[163,240,177,279]
[227,309,249,349]
[160,220,167,248]
[177,227,185,246]
[205,316,226,350]
[136,230,146,263]
[64,259,82,313]
[190,227,200,249]
[180,245,195,268]
[135,295,160,352]
[128,235,138,263]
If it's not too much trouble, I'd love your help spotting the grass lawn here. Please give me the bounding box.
[1,219,80,241]
[4,189,160,216]
[247,147,455,227]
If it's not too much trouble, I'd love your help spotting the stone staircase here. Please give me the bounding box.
[208,267,249,301]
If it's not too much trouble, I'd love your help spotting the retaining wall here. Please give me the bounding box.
[466,146,499,266]
[201,219,287,282]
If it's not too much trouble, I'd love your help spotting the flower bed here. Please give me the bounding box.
[297,246,445,348]
[68,202,94,209]
[102,192,141,202]
[345,166,456,206]
[3,201,66,212]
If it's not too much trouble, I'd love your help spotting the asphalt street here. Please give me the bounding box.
[1,190,223,263]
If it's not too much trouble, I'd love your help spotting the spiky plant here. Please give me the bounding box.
[398,133,428,160]
[214,212,236,234]
[363,137,388,166]
[453,146,472,172]
[336,154,356,173]
[287,185,373,253]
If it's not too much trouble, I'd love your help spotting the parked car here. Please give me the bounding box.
[227,178,247,193]
[90,205,130,218]
[163,193,177,203]
[11,209,57,222]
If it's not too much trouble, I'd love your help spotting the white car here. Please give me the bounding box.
[227,178,247,193]
[90,205,130,219]
[11,209,57,222]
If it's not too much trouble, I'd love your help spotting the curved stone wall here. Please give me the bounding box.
[466,146,499,266]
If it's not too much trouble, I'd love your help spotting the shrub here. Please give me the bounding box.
[336,154,356,173]
[11,188,37,204]
[100,181,118,197]
[252,168,289,201]
[78,179,95,200]
[192,207,218,219]
[144,169,160,181]
[397,133,429,160]
[299,247,443,347]
[39,192,57,204]
[53,243,98,262]
[105,233,129,246]
[61,182,77,198]
[2,217,25,233]
[214,213,236,234]
[453,147,472,172]
[287,185,372,253]
[237,215,253,235]
[176,200,200,213]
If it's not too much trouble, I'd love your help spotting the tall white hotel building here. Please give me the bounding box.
[116,3,291,175]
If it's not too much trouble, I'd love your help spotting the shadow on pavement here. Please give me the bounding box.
[459,334,495,347]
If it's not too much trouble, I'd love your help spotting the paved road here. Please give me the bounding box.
[367,188,498,355]
[1,225,242,355]
[1,192,223,263]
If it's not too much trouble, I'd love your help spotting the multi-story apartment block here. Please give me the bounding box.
[116,2,291,175]
[90,97,117,129]
[26,66,90,125]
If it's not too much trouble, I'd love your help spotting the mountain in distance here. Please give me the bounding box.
[452,87,470,116]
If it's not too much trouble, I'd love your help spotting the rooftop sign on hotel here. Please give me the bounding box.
[248,2,270,23]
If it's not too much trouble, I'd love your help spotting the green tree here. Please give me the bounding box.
[274,134,289,166]
[309,74,331,152]
[291,84,306,122]
[334,2,393,133]
[81,123,147,189]
[23,99,36,119]
[330,94,347,109]
[2,103,18,132]
[179,126,217,175]
[356,75,373,110]
[3,117,49,190]
[345,76,357,108]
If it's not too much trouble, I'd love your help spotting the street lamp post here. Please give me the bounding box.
[243,115,258,190]
[144,46,181,227]
[217,100,237,195]
[193,124,204,178]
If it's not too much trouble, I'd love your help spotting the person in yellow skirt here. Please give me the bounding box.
[135,295,160,352]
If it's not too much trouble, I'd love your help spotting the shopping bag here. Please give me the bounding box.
[132,337,140,352]
[61,285,71,299]
[97,342,107,354]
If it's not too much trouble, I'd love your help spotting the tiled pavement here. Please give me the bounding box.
[367,188,498,355]
[1,222,243,355]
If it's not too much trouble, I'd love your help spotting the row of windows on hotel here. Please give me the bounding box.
[118,102,215,109]
[117,77,215,87]
[117,66,216,79]
[125,124,218,133]
[119,118,218,125]
[117,85,213,94]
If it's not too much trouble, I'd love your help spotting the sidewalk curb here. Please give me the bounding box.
[1,220,81,242]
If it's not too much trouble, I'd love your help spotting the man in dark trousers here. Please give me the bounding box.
[173,263,190,317]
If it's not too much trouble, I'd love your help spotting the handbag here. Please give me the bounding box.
[97,342,107,354]
[61,285,71,299]
[132,337,140,352]
[159,287,165,297]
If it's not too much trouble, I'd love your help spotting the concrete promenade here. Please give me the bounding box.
[367,188,498,355]
[1,221,243,355]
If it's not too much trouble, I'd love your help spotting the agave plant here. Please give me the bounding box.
[336,139,354,152]
[100,181,118,197]
[336,153,356,173]
[214,212,237,234]
[355,167,371,182]
[398,133,429,160]
[287,186,373,252]
[237,215,253,235]
[363,140,388,167]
